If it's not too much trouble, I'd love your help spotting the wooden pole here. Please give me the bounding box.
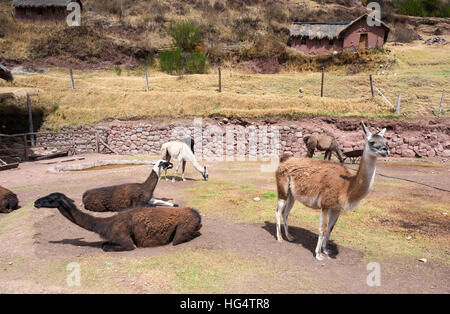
[144,68,149,92]
[23,134,28,161]
[396,93,402,114]
[375,87,394,110]
[370,75,374,97]
[218,66,222,93]
[321,67,324,97]
[69,68,75,90]
[27,95,35,146]
[439,89,445,117]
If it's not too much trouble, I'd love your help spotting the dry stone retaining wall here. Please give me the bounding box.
[37,118,450,158]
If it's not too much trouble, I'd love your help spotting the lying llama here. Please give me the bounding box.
[303,134,345,163]
[276,122,388,260]
[161,141,208,182]
[82,160,174,212]
[0,185,19,213]
[35,193,202,251]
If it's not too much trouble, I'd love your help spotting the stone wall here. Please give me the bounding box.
[36,118,450,159]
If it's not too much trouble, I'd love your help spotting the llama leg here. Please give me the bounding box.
[101,239,135,252]
[172,223,200,245]
[322,210,340,256]
[164,156,171,181]
[172,159,182,182]
[181,160,186,181]
[282,194,295,241]
[315,208,329,261]
[276,199,287,242]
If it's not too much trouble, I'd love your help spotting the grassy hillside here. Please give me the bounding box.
[1,40,448,129]
[1,0,448,71]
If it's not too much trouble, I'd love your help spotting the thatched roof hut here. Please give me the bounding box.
[290,22,350,40]
[289,14,390,54]
[0,64,13,82]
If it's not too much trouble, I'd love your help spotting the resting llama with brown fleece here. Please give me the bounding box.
[82,160,173,212]
[276,122,388,260]
[34,193,202,252]
[0,185,19,213]
[303,134,345,163]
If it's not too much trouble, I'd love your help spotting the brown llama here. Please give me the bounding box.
[303,134,345,163]
[276,122,388,260]
[0,185,19,213]
[35,193,202,252]
[82,160,173,212]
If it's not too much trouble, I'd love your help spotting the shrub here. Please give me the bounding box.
[169,20,203,51]
[160,48,184,74]
[113,65,122,76]
[397,0,427,16]
[160,49,209,74]
[395,0,450,17]
[184,51,209,74]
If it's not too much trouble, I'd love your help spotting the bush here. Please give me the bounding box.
[160,49,209,74]
[160,48,184,74]
[184,51,209,74]
[169,20,203,51]
[395,0,450,17]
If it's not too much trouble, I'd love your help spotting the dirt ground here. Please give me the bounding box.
[0,154,448,294]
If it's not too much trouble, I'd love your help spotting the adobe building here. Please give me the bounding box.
[289,14,390,54]
[12,0,83,25]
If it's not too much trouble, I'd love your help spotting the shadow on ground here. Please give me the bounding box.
[262,221,339,258]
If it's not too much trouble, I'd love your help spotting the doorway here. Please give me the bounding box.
[359,33,368,50]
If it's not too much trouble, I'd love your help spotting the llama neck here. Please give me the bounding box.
[57,200,105,233]
[348,145,377,204]
[191,159,204,174]
[142,169,159,191]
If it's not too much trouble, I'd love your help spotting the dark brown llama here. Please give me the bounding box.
[82,160,173,212]
[34,193,202,252]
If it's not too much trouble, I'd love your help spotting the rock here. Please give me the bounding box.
[406,236,412,240]
[442,212,448,216]
[418,258,427,263]
[253,197,261,202]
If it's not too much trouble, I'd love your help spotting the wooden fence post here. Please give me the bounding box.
[27,94,35,146]
[370,75,374,97]
[439,89,445,117]
[218,67,222,93]
[321,67,324,97]
[69,68,75,90]
[396,93,402,114]
[144,68,149,92]
[23,134,28,161]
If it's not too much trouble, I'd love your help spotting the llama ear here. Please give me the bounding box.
[377,128,386,137]
[361,122,372,139]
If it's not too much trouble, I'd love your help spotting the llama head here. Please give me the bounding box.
[362,122,389,158]
[34,193,74,209]
[202,166,208,181]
